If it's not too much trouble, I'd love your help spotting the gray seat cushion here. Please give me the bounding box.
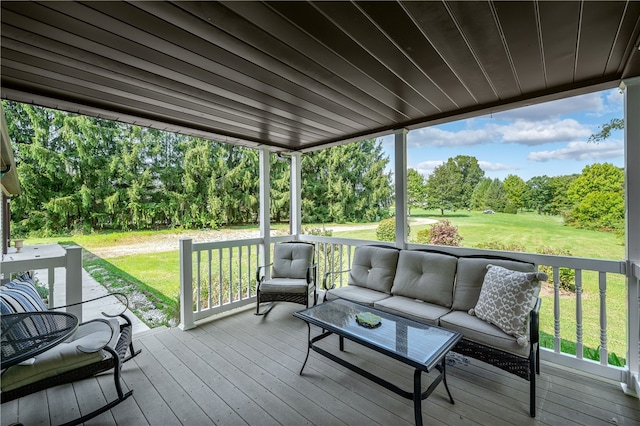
[326,286,392,306]
[260,278,310,294]
[374,296,450,325]
[439,310,529,357]
[452,257,535,311]
[391,250,457,307]
[272,243,313,279]
[348,246,399,293]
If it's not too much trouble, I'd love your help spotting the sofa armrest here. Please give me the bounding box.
[323,269,350,291]
[530,298,541,345]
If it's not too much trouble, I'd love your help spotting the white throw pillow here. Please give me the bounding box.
[470,264,547,346]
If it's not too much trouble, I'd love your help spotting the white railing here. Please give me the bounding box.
[179,235,630,382]
[0,244,84,321]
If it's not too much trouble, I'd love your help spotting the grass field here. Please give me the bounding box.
[26,209,628,362]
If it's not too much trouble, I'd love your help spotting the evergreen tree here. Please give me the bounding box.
[407,168,427,214]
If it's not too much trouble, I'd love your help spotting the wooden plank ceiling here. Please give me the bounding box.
[2,1,640,152]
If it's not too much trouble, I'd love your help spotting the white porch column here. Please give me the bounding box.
[394,129,408,249]
[290,151,302,238]
[65,246,83,322]
[259,147,271,272]
[178,238,195,330]
[623,77,640,397]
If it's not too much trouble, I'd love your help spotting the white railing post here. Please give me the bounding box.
[291,151,302,238]
[394,129,408,249]
[622,77,640,396]
[259,146,271,274]
[179,238,195,330]
[65,246,83,322]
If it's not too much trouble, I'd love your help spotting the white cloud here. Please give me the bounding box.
[527,140,623,162]
[498,119,592,146]
[478,161,519,172]
[409,127,496,147]
[415,160,444,176]
[605,88,624,110]
[493,92,603,121]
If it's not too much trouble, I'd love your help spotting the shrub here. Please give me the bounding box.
[537,246,576,292]
[376,217,410,242]
[426,219,462,246]
[416,228,431,244]
[475,240,526,252]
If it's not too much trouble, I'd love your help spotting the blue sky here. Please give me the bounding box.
[379,88,624,181]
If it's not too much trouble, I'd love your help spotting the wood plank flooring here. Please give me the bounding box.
[2,304,639,425]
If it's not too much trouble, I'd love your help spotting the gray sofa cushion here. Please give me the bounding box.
[439,310,529,357]
[348,246,399,293]
[326,286,392,306]
[452,257,535,311]
[272,243,313,279]
[391,250,457,307]
[374,296,450,325]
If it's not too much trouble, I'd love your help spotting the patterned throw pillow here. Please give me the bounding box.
[0,274,48,314]
[469,265,547,346]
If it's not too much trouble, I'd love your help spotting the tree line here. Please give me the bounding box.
[4,102,392,236]
[408,156,624,232]
[4,101,623,236]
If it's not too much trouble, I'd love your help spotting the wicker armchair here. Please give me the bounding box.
[255,241,317,316]
[1,274,141,425]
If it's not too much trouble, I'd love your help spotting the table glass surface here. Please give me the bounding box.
[1,311,79,369]
[295,299,461,369]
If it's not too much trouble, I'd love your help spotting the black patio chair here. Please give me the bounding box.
[1,274,141,425]
[255,241,317,316]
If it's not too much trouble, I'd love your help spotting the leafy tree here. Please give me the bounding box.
[588,118,623,142]
[484,178,507,212]
[453,155,485,208]
[503,174,526,212]
[5,101,393,233]
[407,168,427,214]
[547,174,578,216]
[426,155,484,215]
[525,175,553,214]
[426,162,461,215]
[470,178,492,210]
[302,139,392,223]
[565,163,624,231]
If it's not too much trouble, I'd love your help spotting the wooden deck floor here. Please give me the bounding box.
[2,304,639,426]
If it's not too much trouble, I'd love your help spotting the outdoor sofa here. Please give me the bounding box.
[323,245,547,417]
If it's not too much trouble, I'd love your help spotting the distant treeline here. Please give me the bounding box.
[4,102,392,236]
[408,156,624,232]
[4,101,624,236]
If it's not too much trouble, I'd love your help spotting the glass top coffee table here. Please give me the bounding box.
[294,298,462,426]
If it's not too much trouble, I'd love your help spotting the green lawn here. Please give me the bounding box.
[26,210,628,361]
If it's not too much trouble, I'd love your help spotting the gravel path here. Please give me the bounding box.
[93,218,438,258]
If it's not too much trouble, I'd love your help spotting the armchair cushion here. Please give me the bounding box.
[259,278,310,294]
[0,274,48,314]
[272,243,314,279]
